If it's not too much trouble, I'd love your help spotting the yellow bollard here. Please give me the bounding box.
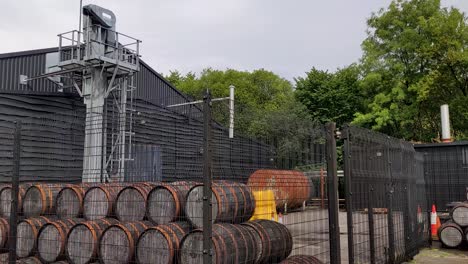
[249,190,278,221]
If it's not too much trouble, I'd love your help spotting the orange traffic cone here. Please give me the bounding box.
[431,204,441,240]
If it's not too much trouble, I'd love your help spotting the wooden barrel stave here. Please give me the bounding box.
[180,223,257,264]
[38,218,84,263]
[83,184,130,220]
[242,220,293,263]
[115,183,157,222]
[136,221,191,264]
[0,218,9,249]
[450,203,468,227]
[438,222,463,248]
[185,181,255,228]
[0,183,33,218]
[17,216,54,258]
[280,255,324,264]
[56,183,93,219]
[66,218,120,264]
[23,184,72,218]
[99,221,152,264]
[146,181,198,224]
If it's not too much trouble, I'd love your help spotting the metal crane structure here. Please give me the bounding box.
[20,4,141,182]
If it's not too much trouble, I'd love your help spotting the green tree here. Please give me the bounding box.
[165,68,297,137]
[294,65,363,127]
[354,0,468,141]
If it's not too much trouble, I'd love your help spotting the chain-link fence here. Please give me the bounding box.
[343,126,429,264]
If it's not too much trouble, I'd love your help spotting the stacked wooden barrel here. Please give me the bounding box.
[184,181,255,228]
[280,255,324,264]
[56,184,92,219]
[0,183,32,217]
[66,218,119,264]
[146,181,197,224]
[23,184,73,218]
[17,217,54,258]
[99,221,151,264]
[180,220,292,264]
[115,183,156,221]
[0,179,321,264]
[83,184,129,220]
[136,221,191,264]
[37,218,84,263]
[438,203,468,248]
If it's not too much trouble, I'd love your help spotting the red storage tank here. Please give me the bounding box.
[247,169,311,210]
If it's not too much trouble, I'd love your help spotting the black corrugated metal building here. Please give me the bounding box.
[0,48,274,183]
[415,141,468,211]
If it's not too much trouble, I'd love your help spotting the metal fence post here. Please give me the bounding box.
[9,120,21,264]
[386,137,395,264]
[326,122,341,264]
[368,185,376,264]
[342,126,354,264]
[202,90,213,264]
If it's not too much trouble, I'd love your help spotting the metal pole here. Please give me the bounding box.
[342,126,354,264]
[229,85,235,139]
[368,186,376,264]
[326,122,341,264]
[386,137,395,264]
[9,120,21,264]
[202,90,213,264]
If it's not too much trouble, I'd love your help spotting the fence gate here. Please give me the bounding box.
[342,126,428,264]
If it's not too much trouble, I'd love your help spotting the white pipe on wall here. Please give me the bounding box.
[229,85,235,139]
[441,104,451,142]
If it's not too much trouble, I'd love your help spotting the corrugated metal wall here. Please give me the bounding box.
[0,94,273,183]
[0,48,199,116]
[0,94,85,182]
[415,142,468,211]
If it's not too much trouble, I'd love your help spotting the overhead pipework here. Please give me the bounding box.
[440,104,452,143]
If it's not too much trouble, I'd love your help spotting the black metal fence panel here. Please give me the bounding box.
[343,126,428,264]
[0,91,341,264]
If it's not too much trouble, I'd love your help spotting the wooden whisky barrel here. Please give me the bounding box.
[83,184,130,220]
[37,218,84,263]
[450,203,468,227]
[99,221,152,264]
[280,255,324,264]
[66,218,119,264]
[438,222,463,248]
[115,183,156,221]
[17,216,54,258]
[184,181,255,228]
[0,183,32,217]
[23,184,71,218]
[180,223,257,264]
[242,220,293,263]
[146,181,197,224]
[0,218,9,249]
[56,184,92,219]
[136,221,191,264]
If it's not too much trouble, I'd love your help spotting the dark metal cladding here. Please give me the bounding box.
[415,141,468,211]
[0,47,201,116]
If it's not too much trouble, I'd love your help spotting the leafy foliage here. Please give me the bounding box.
[295,65,363,127]
[354,0,468,141]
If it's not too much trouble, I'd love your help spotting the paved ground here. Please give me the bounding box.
[407,241,468,264]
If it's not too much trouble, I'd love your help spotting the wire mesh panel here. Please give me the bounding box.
[0,90,340,264]
[343,126,428,264]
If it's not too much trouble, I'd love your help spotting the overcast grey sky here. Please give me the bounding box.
[0,0,467,80]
